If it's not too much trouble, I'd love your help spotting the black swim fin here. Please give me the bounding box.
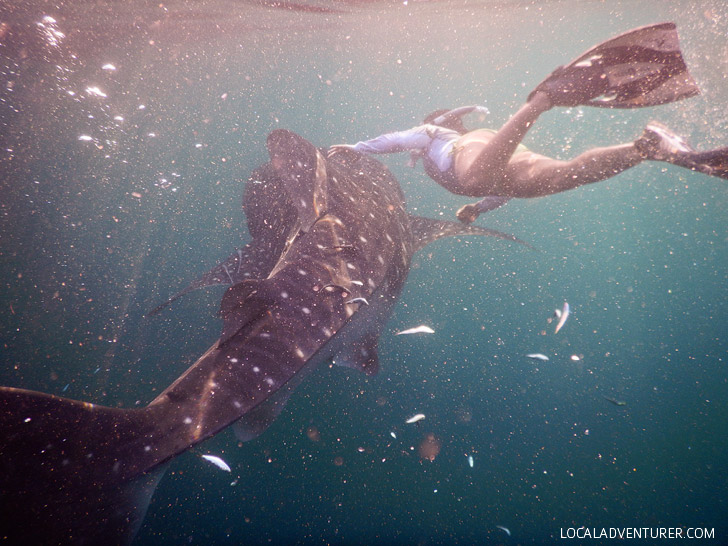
[529,22,700,108]
[668,148,728,180]
[636,122,728,180]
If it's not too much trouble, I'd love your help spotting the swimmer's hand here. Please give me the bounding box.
[456,203,480,225]
[406,151,422,168]
[328,144,356,157]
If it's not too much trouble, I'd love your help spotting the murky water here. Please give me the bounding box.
[2,1,727,543]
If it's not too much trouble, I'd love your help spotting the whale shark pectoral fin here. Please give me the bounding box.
[267,129,328,233]
[409,215,536,252]
[333,333,380,376]
[146,242,276,317]
[232,387,293,443]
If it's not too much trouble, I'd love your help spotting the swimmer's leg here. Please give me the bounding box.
[456,92,553,190]
[498,144,644,199]
[481,122,727,200]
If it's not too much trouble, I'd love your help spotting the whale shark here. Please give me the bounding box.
[0,129,529,545]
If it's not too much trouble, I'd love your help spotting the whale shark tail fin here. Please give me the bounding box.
[0,386,172,545]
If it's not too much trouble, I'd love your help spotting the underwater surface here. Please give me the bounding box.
[1,0,727,543]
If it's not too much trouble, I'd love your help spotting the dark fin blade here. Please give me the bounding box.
[668,147,728,180]
[0,387,169,545]
[409,215,535,253]
[530,22,700,109]
[267,129,328,232]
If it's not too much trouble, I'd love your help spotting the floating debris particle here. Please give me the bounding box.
[418,433,441,462]
[305,426,321,442]
[85,86,107,98]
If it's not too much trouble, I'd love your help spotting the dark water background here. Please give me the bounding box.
[1,1,727,543]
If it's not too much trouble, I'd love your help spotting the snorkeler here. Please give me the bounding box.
[330,23,728,224]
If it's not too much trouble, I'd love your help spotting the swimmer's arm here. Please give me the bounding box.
[474,195,511,213]
[431,105,489,126]
[346,126,433,155]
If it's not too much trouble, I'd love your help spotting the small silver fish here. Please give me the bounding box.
[555,302,570,333]
[396,325,435,336]
[467,454,474,468]
[201,454,231,472]
[496,525,511,537]
[405,413,425,424]
[526,353,549,361]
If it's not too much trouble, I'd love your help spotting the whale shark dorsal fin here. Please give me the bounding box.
[409,215,535,252]
[267,129,328,233]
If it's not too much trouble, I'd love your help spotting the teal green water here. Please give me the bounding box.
[1,1,727,543]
